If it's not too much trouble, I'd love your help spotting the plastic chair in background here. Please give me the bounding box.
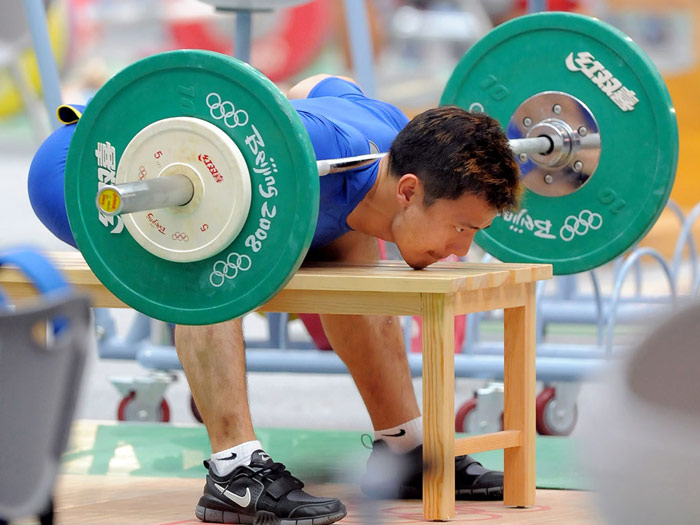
[0,247,91,525]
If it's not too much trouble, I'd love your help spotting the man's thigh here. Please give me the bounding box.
[305,231,381,264]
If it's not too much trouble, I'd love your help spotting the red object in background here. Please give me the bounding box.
[410,314,467,354]
[166,0,331,82]
[411,254,467,354]
[516,0,580,11]
[117,392,171,422]
[299,313,333,350]
[536,386,579,436]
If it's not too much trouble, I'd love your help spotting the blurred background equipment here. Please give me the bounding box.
[0,0,71,137]
[164,0,332,82]
[582,299,700,525]
[0,247,91,525]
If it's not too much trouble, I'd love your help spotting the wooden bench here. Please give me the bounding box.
[0,251,552,521]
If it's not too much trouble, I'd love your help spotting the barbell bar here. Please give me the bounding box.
[96,131,602,218]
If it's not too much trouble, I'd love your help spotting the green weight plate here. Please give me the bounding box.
[441,12,678,275]
[65,50,318,324]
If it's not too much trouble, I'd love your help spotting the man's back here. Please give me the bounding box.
[290,77,409,250]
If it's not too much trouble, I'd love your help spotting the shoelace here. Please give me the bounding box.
[204,459,297,485]
[252,461,301,484]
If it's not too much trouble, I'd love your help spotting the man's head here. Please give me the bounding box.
[387,106,522,269]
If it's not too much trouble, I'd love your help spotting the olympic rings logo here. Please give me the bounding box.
[206,92,249,129]
[560,210,603,242]
[172,232,189,242]
[209,252,252,288]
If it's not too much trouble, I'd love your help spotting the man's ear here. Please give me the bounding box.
[396,174,421,207]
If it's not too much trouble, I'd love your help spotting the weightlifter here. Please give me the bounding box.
[28,74,521,524]
[175,74,522,524]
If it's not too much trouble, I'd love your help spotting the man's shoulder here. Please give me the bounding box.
[305,77,408,130]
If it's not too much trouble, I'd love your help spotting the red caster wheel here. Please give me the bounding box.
[117,391,170,422]
[455,397,504,433]
[191,394,204,424]
[455,397,477,432]
[536,386,578,436]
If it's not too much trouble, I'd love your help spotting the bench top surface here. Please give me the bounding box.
[1,251,552,294]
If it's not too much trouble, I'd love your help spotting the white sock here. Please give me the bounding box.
[374,416,423,454]
[210,440,263,477]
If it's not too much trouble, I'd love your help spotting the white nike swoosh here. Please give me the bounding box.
[214,484,251,508]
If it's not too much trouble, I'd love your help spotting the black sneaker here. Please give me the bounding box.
[195,450,347,524]
[360,439,504,500]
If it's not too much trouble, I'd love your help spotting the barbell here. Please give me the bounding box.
[95,135,587,217]
[61,12,677,325]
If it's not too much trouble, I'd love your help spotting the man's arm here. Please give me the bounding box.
[287,73,361,99]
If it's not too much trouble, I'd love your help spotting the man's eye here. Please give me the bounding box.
[455,227,465,233]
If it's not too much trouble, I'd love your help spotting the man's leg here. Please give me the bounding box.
[175,320,346,523]
[313,232,504,500]
[323,313,419,429]
[313,232,420,431]
[175,319,254,451]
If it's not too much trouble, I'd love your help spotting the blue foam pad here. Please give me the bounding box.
[27,104,86,249]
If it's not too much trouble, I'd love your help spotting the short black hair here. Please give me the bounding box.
[388,106,522,212]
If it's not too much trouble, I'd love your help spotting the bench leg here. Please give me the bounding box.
[503,283,536,507]
[421,293,455,520]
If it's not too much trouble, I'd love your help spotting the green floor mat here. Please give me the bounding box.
[62,421,592,491]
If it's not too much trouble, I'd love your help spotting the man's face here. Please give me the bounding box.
[391,179,497,270]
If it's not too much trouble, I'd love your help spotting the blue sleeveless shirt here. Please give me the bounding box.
[290,78,408,249]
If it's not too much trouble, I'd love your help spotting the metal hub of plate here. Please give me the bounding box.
[510,91,601,197]
[116,117,252,263]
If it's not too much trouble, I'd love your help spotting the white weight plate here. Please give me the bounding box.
[116,117,252,262]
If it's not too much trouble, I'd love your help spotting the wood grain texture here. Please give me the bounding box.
[503,282,537,507]
[421,293,456,520]
[455,431,521,456]
[0,252,551,302]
